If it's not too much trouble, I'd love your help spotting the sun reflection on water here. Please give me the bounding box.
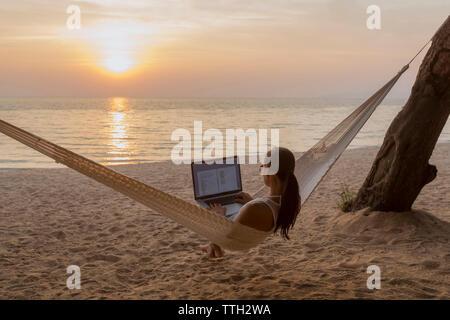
[106,97,133,165]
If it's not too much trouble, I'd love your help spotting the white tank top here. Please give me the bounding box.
[231,197,280,231]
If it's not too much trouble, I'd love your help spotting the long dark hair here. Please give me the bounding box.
[267,147,301,240]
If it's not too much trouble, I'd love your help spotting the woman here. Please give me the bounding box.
[201,147,301,258]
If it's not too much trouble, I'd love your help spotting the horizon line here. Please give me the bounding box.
[0,96,410,100]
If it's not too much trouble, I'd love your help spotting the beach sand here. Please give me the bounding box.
[0,143,449,299]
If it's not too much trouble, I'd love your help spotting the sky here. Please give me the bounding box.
[0,0,448,98]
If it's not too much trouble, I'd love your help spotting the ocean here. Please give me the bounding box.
[0,97,449,168]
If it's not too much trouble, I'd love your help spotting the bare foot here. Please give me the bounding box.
[200,243,224,259]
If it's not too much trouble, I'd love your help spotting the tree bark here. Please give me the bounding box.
[352,16,450,212]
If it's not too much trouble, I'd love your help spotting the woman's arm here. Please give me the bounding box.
[235,192,253,204]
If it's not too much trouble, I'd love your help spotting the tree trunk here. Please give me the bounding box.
[352,16,450,212]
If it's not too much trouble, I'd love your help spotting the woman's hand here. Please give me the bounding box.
[235,192,253,204]
[207,203,227,216]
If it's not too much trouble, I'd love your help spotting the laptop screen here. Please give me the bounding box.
[191,157,242,200]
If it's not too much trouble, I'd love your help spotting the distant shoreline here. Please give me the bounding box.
[1,141,449,170]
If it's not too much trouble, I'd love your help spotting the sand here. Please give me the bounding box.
[0,143,449,299]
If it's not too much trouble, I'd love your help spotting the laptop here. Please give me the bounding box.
[191,156,243,219]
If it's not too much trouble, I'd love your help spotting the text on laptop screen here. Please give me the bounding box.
[192,158,242,199]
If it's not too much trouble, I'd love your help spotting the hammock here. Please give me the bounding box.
[0,63,415,251]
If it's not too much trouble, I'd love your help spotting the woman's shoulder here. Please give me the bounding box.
[241,198,273,213]
[245,197,276,205]
[235,200,274,232]
[244,199,272,211]
[246,197,280,209]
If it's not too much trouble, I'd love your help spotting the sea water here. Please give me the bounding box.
[0,97,448,168]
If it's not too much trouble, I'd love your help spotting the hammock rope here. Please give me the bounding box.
[0,45,427,251]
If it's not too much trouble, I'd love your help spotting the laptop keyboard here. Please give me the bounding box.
[205,195,237,206]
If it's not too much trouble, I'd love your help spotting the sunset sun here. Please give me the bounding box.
[103,54,133,73]
[77,19,149,74]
